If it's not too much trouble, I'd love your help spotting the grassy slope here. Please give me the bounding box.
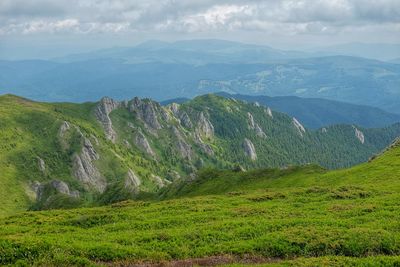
[0,141,399,266]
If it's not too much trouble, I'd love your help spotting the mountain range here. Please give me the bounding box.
[1,93,400,215]
[1,39,400,114]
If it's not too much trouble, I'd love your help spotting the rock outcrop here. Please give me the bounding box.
[353,126,365,144]
[179,112,193,128]
[265,107,273,118]
[134,130,156,158]
[129,97,162,131]
[172,126,193,160]
[37,157,46,173]
[196,112,214,138]
[243,138,257,160]
[50,180,71,195]
[150,174,167,188]
[59,121,70,138]
[125,169,141,192]
[72,138,106,193]
[247,112,266,138]
[194,132,214,156]
[95,97,120,142]
[293,117,306,137]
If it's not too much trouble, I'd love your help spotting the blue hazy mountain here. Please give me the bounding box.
[1,40,400,114]
[310,43,400,61]
[55,39,308,64]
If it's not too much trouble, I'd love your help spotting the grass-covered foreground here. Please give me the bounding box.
[1,140,400,266]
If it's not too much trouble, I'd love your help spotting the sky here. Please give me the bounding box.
[1,0,400,59]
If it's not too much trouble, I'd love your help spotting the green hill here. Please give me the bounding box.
[0,139,399,266]
[0,93,399,216]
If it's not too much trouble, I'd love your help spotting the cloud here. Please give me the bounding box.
[0,0,399,38]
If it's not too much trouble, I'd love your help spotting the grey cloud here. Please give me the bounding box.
[0,0,399,36]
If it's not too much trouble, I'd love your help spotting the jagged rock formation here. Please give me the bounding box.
[59,121,70,137]
[194,132,214,156]
[243,138,257,160]
[172,126,193,160]
[37,157,46,173]
[125,169,141,192]
[293,117,306,136]
[129,97,162,131]
[95,97,120,142]
[247,112,267,138]
[265,107,273,118]
[150,174,168,188]
[353,126,365,144]
[179,112,193,128]
[169,103,180,115]
[196,112,214,138]
[135,130,156,158]
[72,138,106,193]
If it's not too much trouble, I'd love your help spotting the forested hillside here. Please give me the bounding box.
[1,93,399,215]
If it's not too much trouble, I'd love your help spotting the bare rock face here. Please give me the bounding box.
[125,169,141,192]
[129,97,162,130]
[247,112,256,129]
[150,174,166,188]
[169,103,180,115]
[72,138,105,193]
[243,138,257,160]
[196,112,214,138]
[134,130,156,158]
[95,97,120,143]
[247,112,267,138]
[179,112,193,128]
[194,132,214,156]
[59,121,70,137]
[172,126,193,160]
[58,121,71,149]
[293,117,306,137]
[37,157,46,173]
[50,180,70,195]
[265,107,273,118]
[353,126,365,144]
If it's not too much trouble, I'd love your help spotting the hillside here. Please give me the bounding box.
[1,94,400,216]
[0,138,399,266]
[217,92,400,129]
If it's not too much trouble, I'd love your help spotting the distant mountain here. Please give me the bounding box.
[1,40,400,113]
[310,43,400,61]
[1,93,399,214]
[55,39,308,64]
[217,92,400,129]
